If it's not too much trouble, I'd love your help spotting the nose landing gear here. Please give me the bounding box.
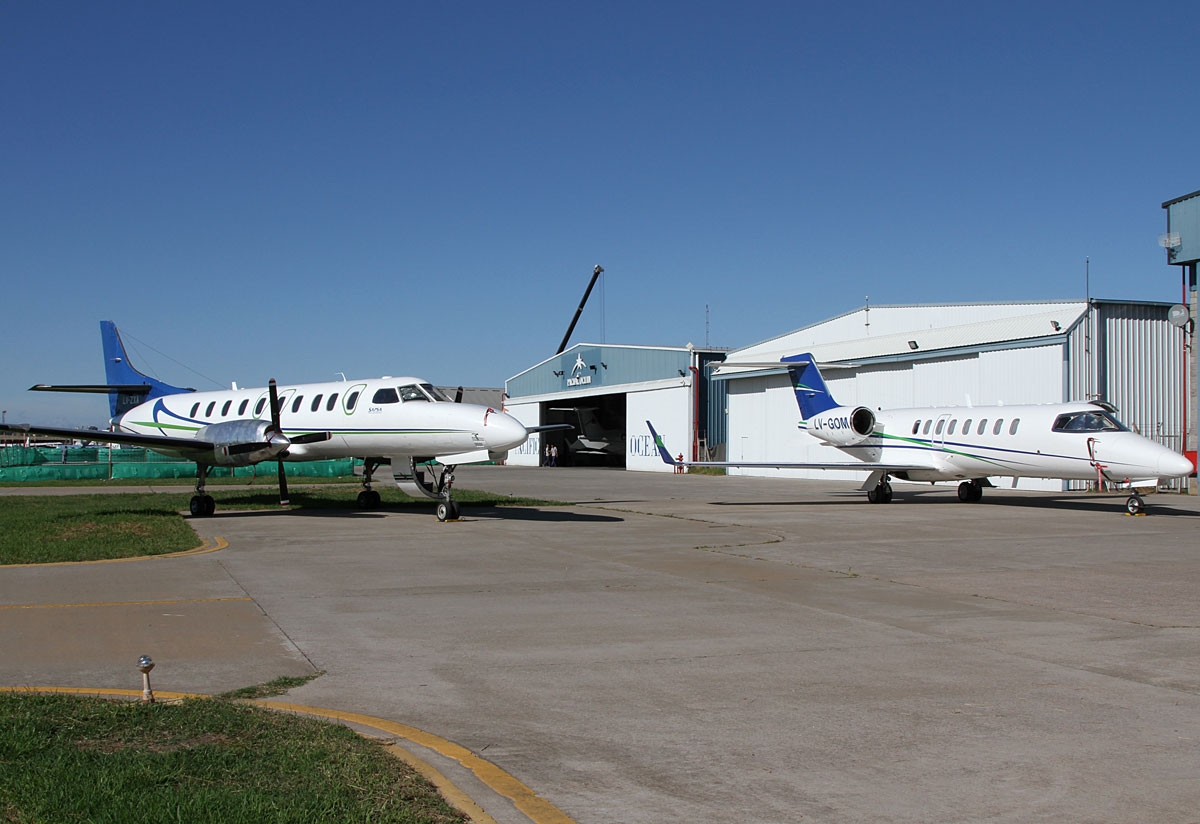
[189,465,216,517]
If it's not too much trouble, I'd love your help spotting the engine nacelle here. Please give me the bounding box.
[804,406,876,447]
[195,419,283,466]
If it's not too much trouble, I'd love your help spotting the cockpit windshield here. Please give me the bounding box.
[398,383,451,402]
[1051,410,1127,433]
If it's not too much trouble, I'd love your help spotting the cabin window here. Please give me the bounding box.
[346,390,360,412]
[290,396,303,414]
[935,419,946,435]
[190,402,200,417]
[948,419,958,435]
[993,419,1004,435]
[255,398,266,417]
[205,401,216,417]
[372,388,400,404]
[1009,418,1020,435]
[1051,411,1125,433]
[399,385,427,402]
[326,393,339,412]
[922,420,932,435]
[221,400,232,417]
[238,399,248,416]
[977,419,987,435]
[911,420,920,435]
[311,394,323,413]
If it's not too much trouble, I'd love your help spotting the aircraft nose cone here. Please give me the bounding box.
[1161,449,1196,479]
[486,411,528,451]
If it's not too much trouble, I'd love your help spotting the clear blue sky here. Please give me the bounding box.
[3,1,1197,425]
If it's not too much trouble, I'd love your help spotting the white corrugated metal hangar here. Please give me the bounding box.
[503,299,1188,488]
[714,299,1188,491]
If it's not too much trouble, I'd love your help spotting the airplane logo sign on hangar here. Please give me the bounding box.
[564,348,604,387]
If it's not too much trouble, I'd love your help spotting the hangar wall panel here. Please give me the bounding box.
[856,363,915,408]
[627,384,693,472]
[503,400,544,466]
[974,346,1063,405]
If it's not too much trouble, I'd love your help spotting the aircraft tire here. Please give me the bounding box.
[436,501,451,522]
[1126,495,1145,516]
[190,495,216,517]
[880,483,893,503]
[957,481,976,503]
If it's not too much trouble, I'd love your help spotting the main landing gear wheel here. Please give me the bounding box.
[867,481,893,503]
[1125,494,1146,516]
[189,494,215,517]
[957,480,984,503]
[357,489,382,509]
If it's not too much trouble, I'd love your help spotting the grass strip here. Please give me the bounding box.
[0,487,562,565]
[0,691,467,824]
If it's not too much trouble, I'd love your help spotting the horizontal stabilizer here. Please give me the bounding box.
[30,384,158,395]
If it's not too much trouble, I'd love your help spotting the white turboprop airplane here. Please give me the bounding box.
[2,322,565,520]
[648,353,1195,515]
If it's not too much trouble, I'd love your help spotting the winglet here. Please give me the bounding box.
[781,353,839,419]
[646,421,680,466]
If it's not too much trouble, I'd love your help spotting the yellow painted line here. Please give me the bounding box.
[2,536,230,568]
[0,688,573,824]
[0,596,253,611]
[259,701,577,824]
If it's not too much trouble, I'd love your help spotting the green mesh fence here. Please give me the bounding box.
[0,446,359,482]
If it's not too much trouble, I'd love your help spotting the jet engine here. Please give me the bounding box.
[804,406,876,447]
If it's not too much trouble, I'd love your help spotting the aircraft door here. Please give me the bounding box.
[931,414,951,448]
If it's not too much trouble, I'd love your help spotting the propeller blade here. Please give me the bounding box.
[277,459,289,507]
[455,386,464,403]
[288,431,332,445]
[268,379,282,432]
[268,380,289,507]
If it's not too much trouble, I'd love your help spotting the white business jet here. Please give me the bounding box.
[3,322,564,520]
[648,353,1194,515]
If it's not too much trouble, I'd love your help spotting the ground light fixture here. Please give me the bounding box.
[137,655,155,703]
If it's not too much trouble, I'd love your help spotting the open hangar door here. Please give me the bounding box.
[541,393,627,467]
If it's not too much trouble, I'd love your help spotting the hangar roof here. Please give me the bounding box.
[719,301,1088,376]
[506,342,726,400]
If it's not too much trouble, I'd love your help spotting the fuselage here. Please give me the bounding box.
[837,401,1192,484]
[114,376,529,462]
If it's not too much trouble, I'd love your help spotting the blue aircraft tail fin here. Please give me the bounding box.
[100,321,192,417]
[781,354,839,419]
[646,421,681,466]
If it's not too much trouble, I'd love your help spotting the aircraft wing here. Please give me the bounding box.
[525,423,575,434]
[645,421,927,473]
[1,423,219,456]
